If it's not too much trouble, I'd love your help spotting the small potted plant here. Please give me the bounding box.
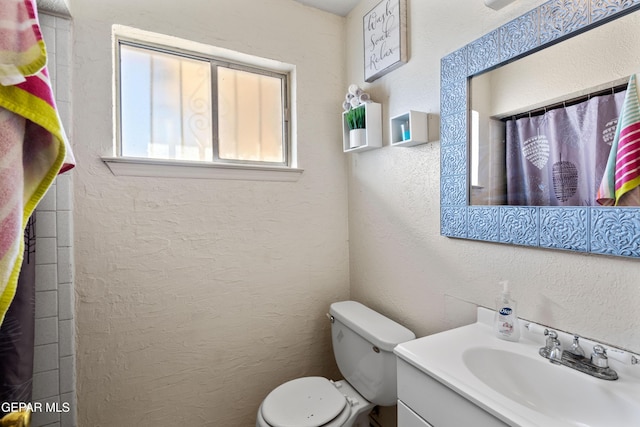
[345,106,366,148]
[343,84,372,149]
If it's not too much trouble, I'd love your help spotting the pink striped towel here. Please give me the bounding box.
[597,74,640,206]
[0,0,75,325]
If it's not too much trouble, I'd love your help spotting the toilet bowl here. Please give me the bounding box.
[256,378,373,427]
[256,301,415,427]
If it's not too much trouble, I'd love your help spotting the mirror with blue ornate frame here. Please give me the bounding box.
[440,0,640,258]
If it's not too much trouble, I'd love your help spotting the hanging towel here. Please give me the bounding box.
[0,0,45,85]
[597,74,640,206]
[0,0,75,326]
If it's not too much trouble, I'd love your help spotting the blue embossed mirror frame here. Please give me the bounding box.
[440,0,640,258]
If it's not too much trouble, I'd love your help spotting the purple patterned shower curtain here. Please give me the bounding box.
[506,90,626,206]
[0,217,35,415]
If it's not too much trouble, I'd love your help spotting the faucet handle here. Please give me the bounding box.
[544,329,560,346]
[591,345,609,368]
[539,329,561,359]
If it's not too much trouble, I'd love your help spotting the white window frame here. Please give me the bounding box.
[104,25,302,182]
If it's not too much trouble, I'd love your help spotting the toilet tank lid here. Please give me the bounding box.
[329,301,415,352]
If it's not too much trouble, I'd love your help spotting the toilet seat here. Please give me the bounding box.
[260,377,351,427]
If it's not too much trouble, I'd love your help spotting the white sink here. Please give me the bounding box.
[462,347,640,426]
[394,308,640,427]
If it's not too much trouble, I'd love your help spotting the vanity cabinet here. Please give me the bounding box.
[398,401,433,427]
[397,358,509,427]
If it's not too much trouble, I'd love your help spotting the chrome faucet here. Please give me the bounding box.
[538,332,618,380]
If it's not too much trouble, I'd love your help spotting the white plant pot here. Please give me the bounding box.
[349,128,366,148]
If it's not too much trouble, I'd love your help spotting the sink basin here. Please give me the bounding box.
[463,347,640,426]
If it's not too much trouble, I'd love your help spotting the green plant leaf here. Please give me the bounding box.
[345,105,366,130]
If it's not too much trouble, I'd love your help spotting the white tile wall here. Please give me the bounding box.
[33,343,59,372]
[31,12,76,427]
[34,317,59,346]
[35,264,58,292]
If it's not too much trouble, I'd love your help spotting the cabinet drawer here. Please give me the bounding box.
[397,358,509,427]
[398,400,433,427]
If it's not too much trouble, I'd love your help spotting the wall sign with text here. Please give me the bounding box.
[363,0,408,82]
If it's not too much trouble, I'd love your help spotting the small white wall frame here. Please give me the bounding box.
[390,111,434,147]
[342,102,382,152]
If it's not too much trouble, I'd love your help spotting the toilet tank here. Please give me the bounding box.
[329,301,415,406]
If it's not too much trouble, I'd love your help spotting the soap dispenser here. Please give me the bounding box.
[494,280,520,342]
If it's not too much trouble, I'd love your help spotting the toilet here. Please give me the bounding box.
[256,301,416,427]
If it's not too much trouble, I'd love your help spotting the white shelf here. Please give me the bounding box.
[342,102,382,153]
[390,111,436,147]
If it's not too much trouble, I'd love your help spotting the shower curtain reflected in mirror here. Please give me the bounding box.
[506,90,626,206]
[0,217,35,414]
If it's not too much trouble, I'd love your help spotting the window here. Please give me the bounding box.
[115,38,291,169]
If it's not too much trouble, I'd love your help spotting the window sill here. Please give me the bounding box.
[102,157,303,182]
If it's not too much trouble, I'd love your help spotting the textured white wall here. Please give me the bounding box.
[70,0,348,425]
[346,0,640,355]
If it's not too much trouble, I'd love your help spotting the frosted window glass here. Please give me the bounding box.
[120,44,212,161]
[217,67,284,163]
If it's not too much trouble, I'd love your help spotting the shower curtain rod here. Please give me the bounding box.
[502,82,628,122]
